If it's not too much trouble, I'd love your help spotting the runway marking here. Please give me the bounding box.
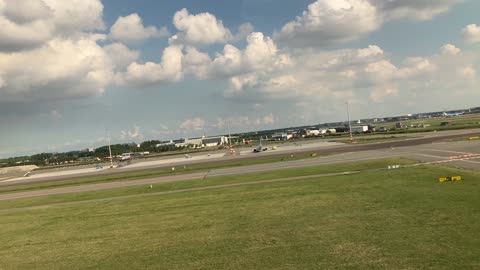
[208,155,403,177]
[0,171,362,209]
[414,153,450,159]
[415,148,477,155]
[410,155,480,166]
[457,159,480,164]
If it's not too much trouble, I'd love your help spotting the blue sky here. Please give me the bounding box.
[0,0,479,157]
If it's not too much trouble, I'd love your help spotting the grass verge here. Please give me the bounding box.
[0,159,479,269]
[0,152,328,194]
[0,158,416,210]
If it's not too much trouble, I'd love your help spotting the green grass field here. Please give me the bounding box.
[1,160,479,269]
[329,135,413,144]
[378,114,480,133]
[0,152,330,195]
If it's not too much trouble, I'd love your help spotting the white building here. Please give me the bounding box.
[351,126,369,133]
[272,133,292,140]
[202,136,229,147]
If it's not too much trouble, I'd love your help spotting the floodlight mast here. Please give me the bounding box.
[107,129,113,168]
[346,102,353,142]
[228,120,234,155]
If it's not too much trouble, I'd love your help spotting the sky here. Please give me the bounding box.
[1,0,480,158]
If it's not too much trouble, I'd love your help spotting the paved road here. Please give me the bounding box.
[2,128,480,187]
[0,137,479,201]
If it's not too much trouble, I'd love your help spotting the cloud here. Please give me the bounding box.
[0,0,104,52]
[273,0,381,48]
[223,45,387,101]
[0,36,115,103]
[120,125,144,140]
[149,124,172,136]
[440,44,461,55]
[373,0,461,21]
[459,65,476,79]
[119,45,184,85]
[273,0,461,48]
[262,113,275,125]
[234,23,255,41]
[179,118,206,131]
[49,110,62,121]
[43,0,105,33]
[184,32,291,80]
[110,13,168,43]
[220,42,479,109]
[170,8,233,46]
[212,114,276,131]
[0,11,53,52]
[103,42,140,69]
[462,24,480,44]
[369,85,398,103]
[2,0,52,24]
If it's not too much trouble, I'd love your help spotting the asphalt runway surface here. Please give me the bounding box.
[3,128,479,185]
[1,129,479,201]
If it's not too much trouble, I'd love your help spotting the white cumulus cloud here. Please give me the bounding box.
[110,13,168,43]
[184,32,291,79]
[373,0,461,21]
[273,0,461,48]
[119,45,184,85]
[274,0,381,48]
[440,44,461,56]
[170,8,233,46]
[0,0,104,52]
[103,43,140,69]
[0,37,115,103]
[462,24,480,44]
[179,118,206,131]
[120,125,144,140]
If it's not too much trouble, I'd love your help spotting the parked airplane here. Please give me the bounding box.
[443,111,464,117]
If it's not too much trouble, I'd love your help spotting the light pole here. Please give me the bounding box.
[346,102,353,142]
[106,129,113,168]
[227,120,234,155]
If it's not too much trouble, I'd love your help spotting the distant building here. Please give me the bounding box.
[351,126,369,134]
[301,129,321,137]
[272,133,292,140]
[185,138,203,148]
[202,136,229,147]
[395,122,406,129]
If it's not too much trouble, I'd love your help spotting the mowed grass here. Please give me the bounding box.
[378,114,480,133]
[0,152,328,194]
[0,159,416,210]
[1,162,480,269]
[330,135,413,144]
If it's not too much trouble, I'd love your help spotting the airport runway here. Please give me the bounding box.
[0,133,479,201]
[3,128,479,186]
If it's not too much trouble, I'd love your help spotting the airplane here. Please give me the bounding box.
[253,138,268,153]
[443,111,464,117]
[119,153,134,161]
[185,154,192,158]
